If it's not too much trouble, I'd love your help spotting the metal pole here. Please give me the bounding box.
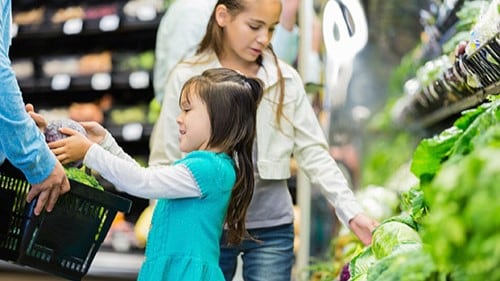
[296,0,313,280]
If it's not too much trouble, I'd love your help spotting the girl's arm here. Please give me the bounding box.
[98,130,137,163]
[48,123,136,165]
[49,126,201,199]
[84,144,200,199]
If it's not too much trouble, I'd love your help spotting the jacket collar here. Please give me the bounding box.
[191,49,295,89]
[257,50,295,89]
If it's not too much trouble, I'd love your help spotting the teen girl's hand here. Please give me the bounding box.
[48,127,93,166]
[349,213,379,245]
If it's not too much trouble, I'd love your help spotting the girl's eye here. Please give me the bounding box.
[249,24,259,30]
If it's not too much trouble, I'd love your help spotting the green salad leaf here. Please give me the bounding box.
[349,246,377,278]
[65,167,104,191]
[371,221,422,260]
[410,126,462,180]
[366,249,437,281]
[422,146,500,281]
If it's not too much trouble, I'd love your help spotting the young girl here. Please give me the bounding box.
[149,0,378,280]
[49,68,263,281]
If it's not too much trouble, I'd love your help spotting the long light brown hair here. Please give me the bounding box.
[180,68,263,245]
[197,0,287,128]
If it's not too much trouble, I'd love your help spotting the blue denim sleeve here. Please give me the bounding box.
[0,1,56,184]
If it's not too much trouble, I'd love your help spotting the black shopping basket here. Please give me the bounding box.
[0,160,132,280]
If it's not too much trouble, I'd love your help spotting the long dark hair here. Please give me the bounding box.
[197,0,287,128]
[180,68,263,245]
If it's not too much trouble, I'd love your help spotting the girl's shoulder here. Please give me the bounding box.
[178,151,235,194]
[182,150,230,161]
[178,151,234,174]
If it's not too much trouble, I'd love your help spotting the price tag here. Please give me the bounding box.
[51,74,71,91]
[63,18,83,35]
[122,123,143,141]
[137,6,157,21]
[91,73,111,90]
[129,71,149,89]
[11,23,18,39]
[99,15,120,32]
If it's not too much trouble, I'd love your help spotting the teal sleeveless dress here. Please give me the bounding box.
[138,151,236,281]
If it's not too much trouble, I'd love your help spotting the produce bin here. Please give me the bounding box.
[0,160,132,281]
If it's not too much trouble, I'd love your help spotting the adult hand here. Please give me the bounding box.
[48,127,93,166]
[28,161,70,216]
[349,213,379,245]
[25,103,47,132]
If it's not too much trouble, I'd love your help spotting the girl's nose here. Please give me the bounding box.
[256,30,270,46]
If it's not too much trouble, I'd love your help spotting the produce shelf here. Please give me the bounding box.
[394,32,500,129]
[415,81,500,128]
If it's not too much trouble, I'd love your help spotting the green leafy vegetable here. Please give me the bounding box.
[410,126,462,181]
[349,246,377,278]
[366,249,437,281]
[371,221,422,260]
[400,186,428,224]
[422,147,500,281]
[65,167,104,191]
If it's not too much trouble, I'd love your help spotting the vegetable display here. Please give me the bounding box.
[345,96,500,281]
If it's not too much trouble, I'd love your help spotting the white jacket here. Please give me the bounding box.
[149,50,362,227]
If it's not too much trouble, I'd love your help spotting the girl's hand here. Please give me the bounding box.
[79,121,107,143]
[48,128,93,166]
[349,213,379,246]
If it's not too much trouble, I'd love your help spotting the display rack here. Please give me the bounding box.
[395,32,500,129]
[11,1,162,143]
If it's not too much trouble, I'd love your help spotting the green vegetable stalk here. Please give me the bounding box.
[65,167,104,191]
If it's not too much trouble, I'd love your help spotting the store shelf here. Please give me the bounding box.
[19,71,152,94]
[13,13,162,40]
[11,1,160,146]
[413,82,500,128]
[394,32,500,129]
[106,123,154,143]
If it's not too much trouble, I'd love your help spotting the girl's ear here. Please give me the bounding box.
[215,4,230,27]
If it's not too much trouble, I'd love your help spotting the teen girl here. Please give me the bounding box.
[49,68,263,281]
[149,0,379,280]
